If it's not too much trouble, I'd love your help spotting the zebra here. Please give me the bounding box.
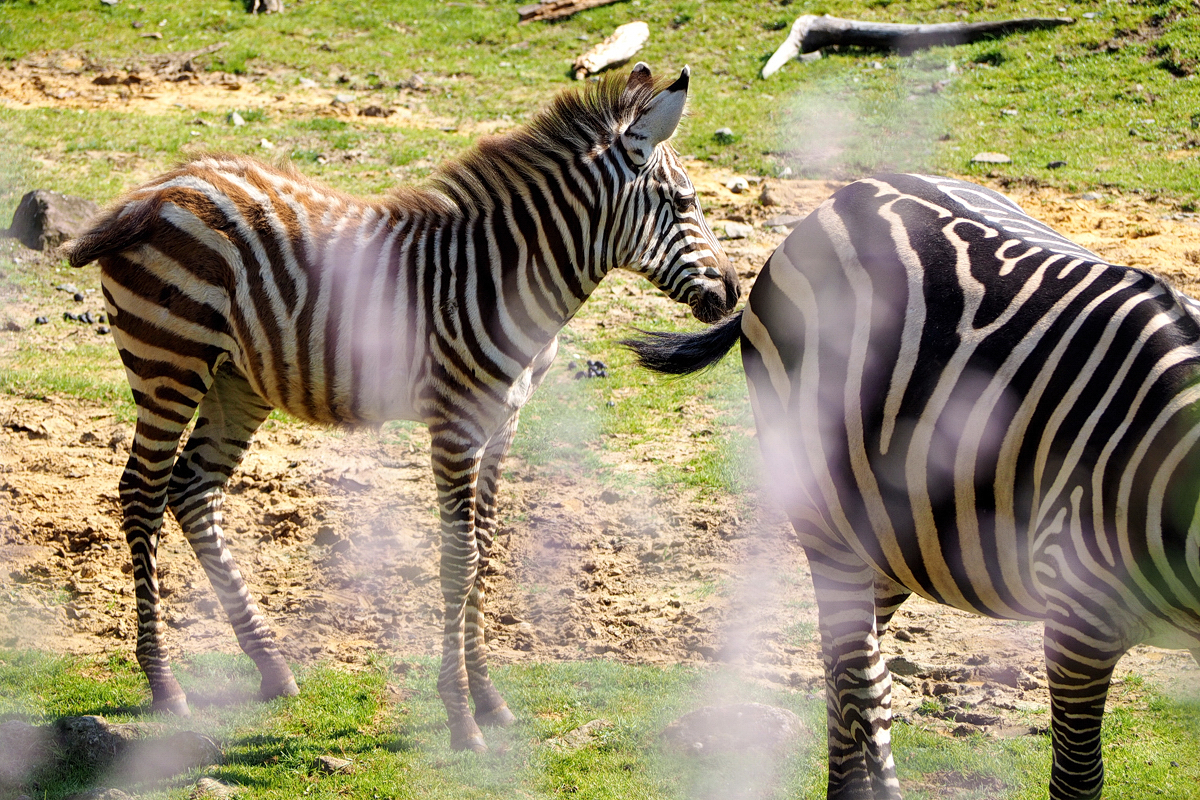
[625,173,1200,799]
[65,63,738,753]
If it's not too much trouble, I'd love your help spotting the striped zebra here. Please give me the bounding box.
[66,63,737,752]
[626,173,1200,799]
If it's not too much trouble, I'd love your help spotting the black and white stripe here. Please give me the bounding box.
[626,173,1200,799]
[67,62,737,752]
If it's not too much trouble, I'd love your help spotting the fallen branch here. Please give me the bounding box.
[573,21,649,80]
[518,0,626,24]
[762,14,1074,78]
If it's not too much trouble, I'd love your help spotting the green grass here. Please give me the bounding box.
[2,650,1198,799]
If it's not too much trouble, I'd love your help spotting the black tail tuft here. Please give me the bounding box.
[621,311,743,376]
[64,197,160,268]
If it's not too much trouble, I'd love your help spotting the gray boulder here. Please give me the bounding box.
[5,190,100,251]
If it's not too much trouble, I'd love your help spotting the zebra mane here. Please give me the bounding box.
[424,70,672,207]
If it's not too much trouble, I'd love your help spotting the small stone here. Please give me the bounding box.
[1081,192,1103,201]
[96,325,110,335]
[73,292,85,302]
[1046,160,1067,169]
[315,754,352,774]
[721,221,753,240]
[64,312,77,321]
[1001,109,1018,116]
[725,177,749,194]
[970,152,1011,164]
[298,77,318,89]
[332,93,355,105]
[55,283,79,294]
[259,138,274,149]
[762,214,803,229]
[100,0,120,5]
[228,111,246,127]
[714,127,735,143]
[81,311,94,324]
[35,316,48,325]
[1082,11,1097,19]
[359,105,394,118]
[191,777,241,799]
[886,656,923,676]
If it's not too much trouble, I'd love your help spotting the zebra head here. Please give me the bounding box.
[614,64,739,323]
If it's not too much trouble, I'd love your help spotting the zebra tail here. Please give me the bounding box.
[65,197,161,268]
[621,311,743,376]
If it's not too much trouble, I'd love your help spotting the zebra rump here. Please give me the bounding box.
[628,173,1200,800]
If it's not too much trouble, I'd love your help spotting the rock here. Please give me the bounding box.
[332,94,355,105]
[0,720,53,787]
[714,127,735,143]
[97,325,110,335]
[260,139,274,149]
[759,182,779,206]
[886,656,924,677]
[191,778,241,799]
[100,0,120,5]
[315,754,352,774]
[228,111,245,127]
[35,316,48,325]
[5,190,100,251]
[546,719,613,752]
[359,105,394,118]
[55,283,78,294]
[1081,192,1103,201]
[721,221,753,240]
[725,177,749,194]
[762,214,803,229]
[73,292,85,302]
[970,152,1012,164]
[298,77,318,89]
[661,703,808,755]
[1046,160,1067,169]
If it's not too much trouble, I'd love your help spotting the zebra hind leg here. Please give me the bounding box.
[807,546,902,800]
[466,414,520,729]
[873,575,911,638]
[1043,617,1123,800]
[167,365,298,702]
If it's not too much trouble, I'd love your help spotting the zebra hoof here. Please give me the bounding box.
[151,694,192,717]
[449,720,488,753]
[475,704,516,728]
[261,674,299,701]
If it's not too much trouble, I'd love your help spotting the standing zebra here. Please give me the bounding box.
[66,63,737,752]
[626,174,1200,800]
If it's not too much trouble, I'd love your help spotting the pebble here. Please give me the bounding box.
[1046,160,1067,169]
[725,177,749,194]
[971,152,1012,164]
[73,292,85,302]
[1081,192,1103,201]
[298,77,318,89]
[229,111,246,127]
[260,138,274,149]
[35,316,48,325]
[315,754,352,774]
[714,127,735,143]
[721,221,753,240]
[333,93,355,105]
[97,326,110,335]
[55,283,78,294]
[762,214,803,229]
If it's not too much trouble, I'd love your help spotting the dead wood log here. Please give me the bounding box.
[518,0,626,24]
[573,21,649,80]
[762,14,1074,78]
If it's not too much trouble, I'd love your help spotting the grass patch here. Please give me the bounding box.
[3,650,1198,799]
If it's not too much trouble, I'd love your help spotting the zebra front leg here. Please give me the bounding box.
[432,435,487,751]
[1044,616,1123,800]
[168,366,297,702]
[807,545,902,800]
[466,414,521,728]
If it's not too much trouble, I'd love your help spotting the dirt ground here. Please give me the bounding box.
[2,49,1200,744]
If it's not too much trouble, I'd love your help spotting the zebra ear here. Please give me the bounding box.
[620,65,690,167]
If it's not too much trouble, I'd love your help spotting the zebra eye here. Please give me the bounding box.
[674,195,695,214]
